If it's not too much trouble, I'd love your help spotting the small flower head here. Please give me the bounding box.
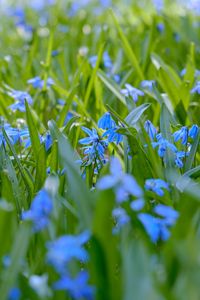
[22,189,53,232]
[144,120,157,141]
[145,178,169,196]
[53,271,94,300]
[173,126,188,145]
[121,83,144,102]
[46,231,90,274]
[98,112,115,130]
[191,81,200,94]
[140,80,155,90]
[189,124,199,139]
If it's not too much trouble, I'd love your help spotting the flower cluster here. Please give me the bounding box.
[145,120,199,168]
[96,157,178,242]
[22,189,53,232]
[79,112,123,169]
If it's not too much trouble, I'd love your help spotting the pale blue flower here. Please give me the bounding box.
[145,178,169,196]
[97,157,143,202]
[121,83,144,102]
[53,271,94,300]
[22,189,53,232]
[46,231,90,274]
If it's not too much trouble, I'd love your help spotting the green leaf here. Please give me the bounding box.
[0,224,31,300]
[48,120,93,229]
[97,69,126,105]
[122,237,161,300]
[185,129,200,171]
[25,101,41,160]
[34,144,47,192]
[125,103,150,125]
[110,10,144,80]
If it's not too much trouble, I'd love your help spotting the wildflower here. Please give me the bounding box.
[173,126,188,145]
[103,51,113,69]
[97,157,143,202]
[156,23,165,32]
[79,127,107,163]
[40,133,52,151]
[102,127,123,144]
[53,271,94,300]
[27,76,54,89]
[0,124,20,147]
[8,287,21,300]
[121,83,144,102]
[22,189,53,232]
[98,112,115,130]
[189,124,199,139]
[153,0,163,12]
[138,204,179,243]
[152,134,177,157]
[175,151,188,168]
[191,81,200,94]
[140,80,155,90]
[152,138,177,157]
[144,120,157,140]
[8,90,32,112]
[138,213,170,242]
[130,198,145,211]
[145,178,169,196]
[153,204,179,226]
[46,231,90,274]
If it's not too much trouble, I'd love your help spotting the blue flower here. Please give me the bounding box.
[97,157,143,202]
[103,51,113,69]
[79,127,107,163]
[8,287,21,300]
[153,0,163,11]
[0,124,20,147]
[144,120,157,141]
[152,134,177,157]
[130,198,145,211]
[173,126,188,145]
[27,76,54,89]
[140,80,155,90]
[53,271,94,300]
[175,151,188,168]
[153,204,179,226]
[145,178,169,196]
[40,133,52,151]
[180,68,186,77]
[79,127,100,145]
[191,81,200,94]
[22,189,53,232]
[27,76,43,89]
[121,83,144,102]
[138,204,179,243]
[46,231,90,274]
[156,23,165,32]
[102,127,123,144]
[189,124,199,139]
[8,90,32,112]
[98,112,115,130]
[138,213,170,243]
